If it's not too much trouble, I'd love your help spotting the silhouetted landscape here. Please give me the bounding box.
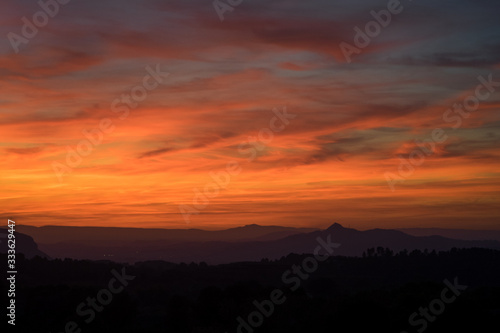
[2,223,500,332]
[8,223,500,264]
[1,245,499,332]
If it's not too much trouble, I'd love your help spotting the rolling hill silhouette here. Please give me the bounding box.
[15,223,500,264]
[0,228,48,258]
[398,227,500,241]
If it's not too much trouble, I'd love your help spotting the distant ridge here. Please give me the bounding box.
[398,228,500,242]
[14,223,500,264]
[0,228,48,259]
[17,224,318,244]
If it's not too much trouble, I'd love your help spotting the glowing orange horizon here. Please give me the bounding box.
[1,0,499,230]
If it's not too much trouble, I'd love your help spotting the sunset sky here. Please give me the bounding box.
[1,0,499,230]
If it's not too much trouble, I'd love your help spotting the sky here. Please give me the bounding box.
[1,0,499,230]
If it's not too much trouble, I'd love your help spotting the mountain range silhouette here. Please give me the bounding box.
[5,223,498,264]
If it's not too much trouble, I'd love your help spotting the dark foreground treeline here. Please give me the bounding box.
[2,247,500,333]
